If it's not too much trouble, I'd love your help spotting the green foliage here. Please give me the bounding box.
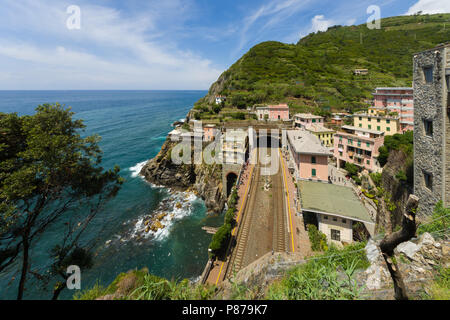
[417,201,450,236]
[0,104,123,298]
[74,269,216,300]
[224,208,235,226]
[307,224,328,252]
[378,131,413,167]
[424,265,450,300]
[209,223,232,257]
[395,170,407,182]
[204,14,450,111]
[266,242,369,300]
[369,172,382,187]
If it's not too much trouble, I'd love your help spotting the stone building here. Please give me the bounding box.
[413,43,450,216]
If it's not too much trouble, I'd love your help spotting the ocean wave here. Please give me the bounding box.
[130,191,198,242]
[104,190,199,246]
[129,160,148,178]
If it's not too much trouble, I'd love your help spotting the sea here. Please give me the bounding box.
[0,90,224,300]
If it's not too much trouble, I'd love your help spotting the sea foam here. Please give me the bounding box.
[129,160,148,178]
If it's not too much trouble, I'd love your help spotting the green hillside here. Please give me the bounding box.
[194,13,450,118]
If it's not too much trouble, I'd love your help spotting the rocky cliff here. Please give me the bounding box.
[377,149,414,233]
[140,138,225,213]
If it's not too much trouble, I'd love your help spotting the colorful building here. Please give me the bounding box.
[256,104,290,121]
[371,87,414,132]
[305,124,335,147]
[333,125,385,172]
[203,124,218,142]
[353,113,400,136]
[293,113,324,129]
[286,130,331,182]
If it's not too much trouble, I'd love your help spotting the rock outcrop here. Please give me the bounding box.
[377,149,413,232]
[140,138,225,213]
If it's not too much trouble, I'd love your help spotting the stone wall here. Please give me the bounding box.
[445,50,450,208]
[413,46,446,216]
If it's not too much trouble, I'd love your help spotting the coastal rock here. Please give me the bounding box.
[140,138,225,213]
[365,239,382,264]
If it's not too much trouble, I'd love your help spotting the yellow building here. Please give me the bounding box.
[368,107,386,116]
[305,124,335,147]
[353,113,400,136]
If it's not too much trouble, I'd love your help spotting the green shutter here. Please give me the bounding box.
[312,169,316,177]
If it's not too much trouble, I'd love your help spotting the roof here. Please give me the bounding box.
[298,180,373,223]
[294,113,324,119]
[341,125,384,136]
[268,103,289,109]
[306,124,335,133]
[286,130,331,156]
[375,87,413,91]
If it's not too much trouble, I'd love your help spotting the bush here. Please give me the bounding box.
[417,201,450,236]
[307,224,328,251]
[209,223,232,257]
[224,208,235,226]
[266,242,369,300]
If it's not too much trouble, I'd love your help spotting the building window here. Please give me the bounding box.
[324,216,328,220]
[424,171,433,190]
[312,119,316,123]
[359,123,362,128]
[359,117,362,120]
[386,119,390,124]
[368,118,371,122]
[311,156,316,164]
[366,142,370,147]
[424,119,433,136]
[387,127,390,132]
[342,219,347,224]
[312,169,316,177]
[423,66,433,83]
[332,217,337,222]
[339,151,343,156]
[331,229,341,241]
[377,126,381,131]
[366,160,370,165]
[368,125,372,129]
[377,118,380,123]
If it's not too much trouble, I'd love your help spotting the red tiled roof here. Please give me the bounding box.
[268,103,289,109]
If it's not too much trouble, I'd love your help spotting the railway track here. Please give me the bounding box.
[225,147,289,278]
[226,163,260,276]
[272,161,288,252]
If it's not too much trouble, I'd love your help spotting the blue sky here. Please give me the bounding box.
[0,0,448,90]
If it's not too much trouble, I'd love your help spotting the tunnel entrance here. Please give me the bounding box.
[226,172,238,196]
[256,135,281,148]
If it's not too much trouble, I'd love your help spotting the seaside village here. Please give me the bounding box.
[167,44,450,283]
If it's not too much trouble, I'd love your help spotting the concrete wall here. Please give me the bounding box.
[413,46,448,216]
[318,214,353,245]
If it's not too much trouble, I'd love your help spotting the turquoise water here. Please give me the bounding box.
[0,91,224,299]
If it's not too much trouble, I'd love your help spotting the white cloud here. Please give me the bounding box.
[235,0,312,54]
[0,0,222,89]
[310,15,335,33]
[406,0,450,15]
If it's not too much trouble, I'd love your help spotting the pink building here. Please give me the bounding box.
[286,130,331,182]
[203,124,218,142]
[334,126,385,172]
[293,113,325,129]
[256,104,290,121]
[372,87,414,132]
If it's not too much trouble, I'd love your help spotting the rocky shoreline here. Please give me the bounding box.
[140,137,226,214]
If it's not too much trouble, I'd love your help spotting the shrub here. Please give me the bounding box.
[209,223,232,257]
[417,201,450,236]
[224,208,236,226]
[307,224,328,251]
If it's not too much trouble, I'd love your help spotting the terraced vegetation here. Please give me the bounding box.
[193,13,450,120]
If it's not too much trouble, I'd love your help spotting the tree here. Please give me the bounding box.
[0,104,123,299]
